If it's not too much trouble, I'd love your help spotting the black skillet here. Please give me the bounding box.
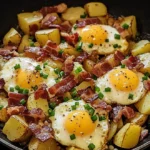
[0,0,150,149]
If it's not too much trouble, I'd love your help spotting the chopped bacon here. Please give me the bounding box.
[40,3,67,16]
[76,18,101,28]
[61,33,79,45]
[7,106,26,116]
[29,123,53,142]
[48,75,77,97]
[0,78,5,89]
[75,52,89,63]
[140,129,149,141]
[8,92,28,106]
[78,71,92,81]
[50,96,63,105]
[122,106,135,119]
[63,55,75,76]
[92,51,125,77]
[80,87,98,103]
[29,24,39,35]
[143,80,150,91]
[34,84,49,100]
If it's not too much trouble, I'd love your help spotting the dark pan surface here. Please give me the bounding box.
[0,0,150,149]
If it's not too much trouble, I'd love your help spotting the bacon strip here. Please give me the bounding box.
[40,3,67,16]
[0,78,5,89]
[143,80,150,91]
[92,51,125,77]
[78,71,92,82]
[48,75,77,97]
[122,106,135,119]
[7,106,26,116]
[29,123,53,142]
[76,18,101,28]
[8,92,28,106]
[34,84,49,100]
[75,52,89,63]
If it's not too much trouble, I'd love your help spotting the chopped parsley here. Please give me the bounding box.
[122,23,129,29]
[114,34,120,40]
[95,86,100,93]
[104,87,111,92]
[22,89,29,94]
[75,67,82,74]
[40,73,48,79]
[142,76,148,81]
[88,43,93,48]
[70,134,76,140]
[10,87,14,92]
[121,64,125,68]
[71,105,76,110]
[84,104,91,110]
[35,65,42,71]
[98,92,104,99]
[14,64,21,70]
[91,115,97,122]
[128,93,134,100]
[88,143,95,150]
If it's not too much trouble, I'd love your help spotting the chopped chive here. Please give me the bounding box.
[0,105,4,110]
[10,87,14,92]
[35,65,41,71]
[71,105,76,110]
[71,88,77,97]
[32,85,38,91]
[75,102,79,106]
[142,76,148,81]
[78,36,82,42]
[23,89,29,94]
[95,86,100,93]
[104,87,111,92]
[88,43,93,48]
[55,78,60,83]
[29,36,34,40]
[74,97,81,101]
[18,88,23,94]
[30,41,35,47]
[144,72,150,77]
[84,104,91,110]
[64,97,69,102]
[59,49,64,55]
[80,12,87,18]
[98,92,104,99]
[15,85,20,91]
[91,115,97,122]
[48,108,55,117]
[88,143,95,150]
[128,93,134,100]
[105,39,109,42]
[113,44,119,48]
[114,34,120,39]
[14,64,21,70]
[99,115,106,121]
[70,134,76,140]
[43,62,48,68]
[75,67,82,74]
[122,23,129,29]
[92,75,97,80]
[20,99,26,105]
[59,71,64,78]
[54,68,61,74]
[49,102,56,109]
[121,64,125,68]
[40,73,48,79]
[73,24,78,30]
[89,108,95,116]
[76,42,83,52]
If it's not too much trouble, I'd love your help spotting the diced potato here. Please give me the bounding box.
[63,92,72,100]
[18,35,30,53]
[114,123,141,149]
[108,121,118,141]
[135,91,150,115]
[35,29,60,46]
[28,137,59,150]
[117,119,124,130]
[3,28,21,46]
[46,58,63,69]
[18,11,43,35]
[3,115,31,142]
[62,7,86,24]
[84,2,107,17]
[131,40,150,56]
[121,15,137,38]
[27,94,49,116]
[126,112,148,126]
[83,59,95,73]
[98,16,107,24]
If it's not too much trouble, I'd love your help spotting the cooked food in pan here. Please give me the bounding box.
[0,2,150,150]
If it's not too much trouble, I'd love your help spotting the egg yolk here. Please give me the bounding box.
[109,68,139,91]
[78,25,107,45]
[64,110,96,136]
[16,69,43,89]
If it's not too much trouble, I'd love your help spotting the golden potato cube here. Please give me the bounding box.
[135,91,150,115]
[84,2,107,17]
[132,40,150,56]
[3,115,31,142]
[83,59,95,73]
[28,137,59,150]
[27,94,49,116]
[98,16,107,24]
[114,123,141,149]
[35,29,60,46]
[18,11,43,35]
[62,7,86,24]
[3,28,21,46]
[121,15,137,38]
[108,121,118,141]
[126,111,148,126]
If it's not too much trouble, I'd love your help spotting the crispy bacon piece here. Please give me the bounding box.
[143,80,150,91]
[48,75,77,97]
[40,3,67,16]
[80,87,98,103]
[78,71,91,81]
[8,92,28,106]
[7,106,26,116]
[76,18,101,28]
[140,129,149,141]
[92,51,125,77]
[61,32,79,45]
[29,123,53,142]
[122,106,135,119]
[34,84,49,100]
[0,78,5,89]
[75,52,89,63]
[50,97,63,105]
[29,24,39,35]
[63,55,75,76]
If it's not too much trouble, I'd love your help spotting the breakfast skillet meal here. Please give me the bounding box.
[0,1,150,150]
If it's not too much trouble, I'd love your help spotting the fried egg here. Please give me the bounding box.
[95,67,146,105]
[51,100,109,150]
[72,24,128,54]
[0,57,57,93]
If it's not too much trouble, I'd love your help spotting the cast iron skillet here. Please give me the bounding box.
[0,0,150,149]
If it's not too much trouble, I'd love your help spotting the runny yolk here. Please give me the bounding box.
[64,110,96,136]
[78,25,107,45]
[16,69,43,89]
[109,68,139,91]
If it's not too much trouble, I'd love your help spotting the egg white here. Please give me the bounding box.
[51,100,109,150]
